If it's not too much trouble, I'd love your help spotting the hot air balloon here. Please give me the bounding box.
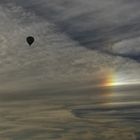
[26,36,35,46]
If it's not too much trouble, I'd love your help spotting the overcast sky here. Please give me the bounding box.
[0,0,140,92]
[0,1,140,139]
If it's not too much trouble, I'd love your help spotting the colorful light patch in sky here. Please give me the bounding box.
[101,70,125,87]
[100,70,139,88]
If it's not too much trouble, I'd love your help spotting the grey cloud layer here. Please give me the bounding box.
[0,2,140,139]
[0,1,139,92]
[11,0,140,60]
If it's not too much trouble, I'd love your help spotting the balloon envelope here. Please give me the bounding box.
[26,36,35,46]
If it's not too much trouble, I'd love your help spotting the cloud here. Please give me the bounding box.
[108,37,140,60]
[10,0,140,60]
[0,1,139,92]
[0,2,139,139]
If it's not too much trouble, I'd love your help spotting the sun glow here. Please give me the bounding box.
[101,70,121,87]
[94,70,140,105]
[101,70,138,87]
[103,74,124,87]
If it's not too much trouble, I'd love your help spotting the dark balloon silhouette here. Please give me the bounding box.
[26,36,35,46]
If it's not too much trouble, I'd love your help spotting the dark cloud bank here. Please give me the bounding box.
[8,0,140,61]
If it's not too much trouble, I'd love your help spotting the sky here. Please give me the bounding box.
[0,1,140,139]
[0,0,139,92]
